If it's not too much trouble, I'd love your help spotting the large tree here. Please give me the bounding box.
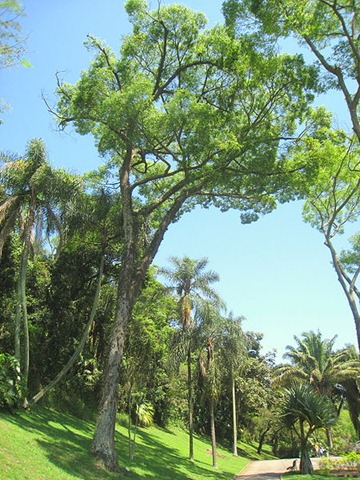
[53,1,318,470]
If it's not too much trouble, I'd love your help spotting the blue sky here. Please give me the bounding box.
[1,0,359,359]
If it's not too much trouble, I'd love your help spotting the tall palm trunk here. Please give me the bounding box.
[17,244,30,405]
[15,243,30,393]
[232,374,238,456]
[187,346,194,461]
[210,397,218,468]
[15,197,35,403]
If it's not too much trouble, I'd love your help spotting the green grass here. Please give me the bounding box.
[0,406,272,479]
[289,476,360,480]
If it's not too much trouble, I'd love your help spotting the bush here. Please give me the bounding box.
[319,452,360,474]
[0,353,22,411]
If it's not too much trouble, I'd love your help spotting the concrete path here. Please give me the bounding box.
[233,458,322,480]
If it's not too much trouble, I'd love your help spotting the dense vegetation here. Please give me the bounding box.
[1,0,360,477]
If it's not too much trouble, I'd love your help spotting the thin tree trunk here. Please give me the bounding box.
[232,375,238,456]
[15,245,29,406]
[257,422,272,455]
[210,397,218,468]
[187,346,194,461]
[325,233,360,351]
[20,247,29,408]
[30,254,105,405]
[326,427,333,449]
[16,210,33,406]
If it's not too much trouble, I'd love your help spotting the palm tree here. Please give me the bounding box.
[0,138,79,400]
[196,300,225,468]
[274,331,360,446]
[160,256,221,461]
[219,313,246,456]
[279,383,337,474]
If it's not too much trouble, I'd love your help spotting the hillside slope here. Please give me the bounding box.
[0,407,275,479]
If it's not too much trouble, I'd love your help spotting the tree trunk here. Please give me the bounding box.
[16,215,32,406]
[210,397,218,468]
[300,441,314,474]
[344,379,360,440]
[91,275,132,472]
[30,254,105,405]
[257,423,272,455]
[16,246,29,407]
[90,149,188,471]
[325,237,360,351]
[232,375,238,456]
[187,347,195,461]
[326,427,333,449]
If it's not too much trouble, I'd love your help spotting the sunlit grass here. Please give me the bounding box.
[0,406,259,479]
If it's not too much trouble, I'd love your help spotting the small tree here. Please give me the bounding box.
[280,383,337,474]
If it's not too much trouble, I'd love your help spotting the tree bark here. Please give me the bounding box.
[16,199,34,406]
[91,270,133,472]
[300,440,314,474]
[187,346,195,461]
[232,375,238,456]
[326,427,333,449]
[257,422,271,455]
[90,148,189,471]
[344,379,360,440]
[325,237,360,351]
[210,397,218,468]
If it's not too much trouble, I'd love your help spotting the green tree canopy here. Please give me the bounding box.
[222,0,360,142]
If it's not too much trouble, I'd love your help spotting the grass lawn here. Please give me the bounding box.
[0,406,272,479]
[288,476,360,480]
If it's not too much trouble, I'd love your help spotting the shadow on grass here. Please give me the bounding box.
[121,427,240,480]
[2,408,122,479]
[3,408,240,480]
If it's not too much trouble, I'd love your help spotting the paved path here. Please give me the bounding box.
[233,458,322,480]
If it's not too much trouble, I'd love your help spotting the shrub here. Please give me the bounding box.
[0,353,22,411]
[319,452,360,473]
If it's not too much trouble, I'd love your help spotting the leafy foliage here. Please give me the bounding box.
[0,353,22,410]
